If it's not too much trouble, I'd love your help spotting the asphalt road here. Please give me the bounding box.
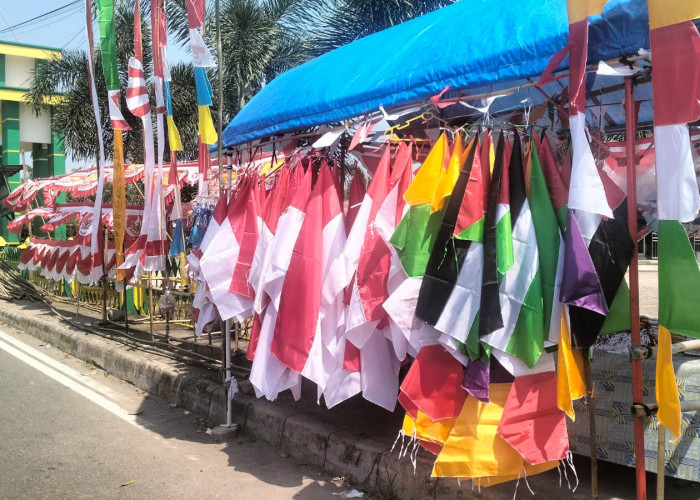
[0,326,348,500]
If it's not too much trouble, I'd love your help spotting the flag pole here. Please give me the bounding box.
[216,0,224,200]
[215,0,234,429]
[625,76,646,500]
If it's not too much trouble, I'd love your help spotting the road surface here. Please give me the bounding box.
[0,326,348,499]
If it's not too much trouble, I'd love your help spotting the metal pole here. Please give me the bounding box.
[224,318,233,427]
[216,0,224,199]
[625,76,646,500]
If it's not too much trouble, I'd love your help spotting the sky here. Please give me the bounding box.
[0,0,190,172]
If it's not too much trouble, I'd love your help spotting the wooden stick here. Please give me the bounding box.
[584,350,599,500]
[657,425,665,500]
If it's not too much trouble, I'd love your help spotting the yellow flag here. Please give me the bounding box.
[167,115,183,151]
[415,411,457,445]
[113,129,126,282]
[198,106,218,145]
[431,134,467,213]
[656,326,681,440]
[403,132,448,206]
[567,0,608,23]
[433,384,557,480]
[557,308,587,420]
[647,0,700,30]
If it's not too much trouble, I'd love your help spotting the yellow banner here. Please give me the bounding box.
[113,129,126,281]
[167,115,183,151]
[198,106,218,145]
[648,0,700,30]
[567,0,608,23]
[656,326,681,440]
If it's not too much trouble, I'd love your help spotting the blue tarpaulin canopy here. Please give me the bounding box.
[222,0,650,147]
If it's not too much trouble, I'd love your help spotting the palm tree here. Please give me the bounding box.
[303,0,457,57]
[26,0,200,165]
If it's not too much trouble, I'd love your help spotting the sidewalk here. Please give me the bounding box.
[0,298,697,499]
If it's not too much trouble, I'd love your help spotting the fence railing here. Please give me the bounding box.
[0,248,252,341]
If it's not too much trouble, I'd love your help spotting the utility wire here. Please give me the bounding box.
[0,0,80,35]
[0,7,19,41]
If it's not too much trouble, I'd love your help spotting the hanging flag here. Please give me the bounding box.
[84,0,107,270]
[557,308,586,420]
[398,345,468,422]
[415,136,478,327]
[482,131,544,370]
[529,138,564,346]
[96,0,131,131]
[345,168,365,234]
[477,133,507,341]
[656,221,700,439]
[432,383,558,483]
[301,162,347,398]
[112,130,126,281]
[390,133,450,277]
[535,132,568,232]
[185,0,217,145]
[343,144,409,349]
[200,176,260,321]
[497,371,569,465]
[249,165,312,401]
[562,180,634,349]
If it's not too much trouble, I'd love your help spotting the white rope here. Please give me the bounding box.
[390,429,405,455]
[522,467,535,496]
[512,473,521,500]
[566,451,580,493]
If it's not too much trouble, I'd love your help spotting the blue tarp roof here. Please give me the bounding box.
[222,0,650,147]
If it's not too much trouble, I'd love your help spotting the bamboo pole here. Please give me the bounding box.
[148,271,154,341]
[101,227,108,324]
[584,350,598,499]
[657,425,665,500]
[625,76,646,500]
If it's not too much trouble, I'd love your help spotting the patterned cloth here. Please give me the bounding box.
[569,347,700,481]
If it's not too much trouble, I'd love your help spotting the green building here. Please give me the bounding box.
[0,40,65,242]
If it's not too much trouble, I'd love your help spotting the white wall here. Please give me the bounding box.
[5,54,34,88]
[19,103,51,145]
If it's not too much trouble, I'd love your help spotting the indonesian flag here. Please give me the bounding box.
[298,163,347,397]
[200,175,261,322]
[247,167,294,361]
[188,195,228,336]
[345,168,366,234]
[249,165,312,401]
[271,163,343,375]
[650,0,700,440]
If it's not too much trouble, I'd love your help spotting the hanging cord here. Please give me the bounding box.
[566,450,580,492]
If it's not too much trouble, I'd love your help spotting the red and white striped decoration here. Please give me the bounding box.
[126,57,150,118]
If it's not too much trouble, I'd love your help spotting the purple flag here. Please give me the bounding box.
[560,209,608,315]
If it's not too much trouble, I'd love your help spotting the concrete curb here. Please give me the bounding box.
[0,302,565,499]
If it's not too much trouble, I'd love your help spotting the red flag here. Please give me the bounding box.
[399,345,468,422]
[497,371,569,465]
[271,164,334,372]
[345,168,366,234]
[650,22,700,127]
